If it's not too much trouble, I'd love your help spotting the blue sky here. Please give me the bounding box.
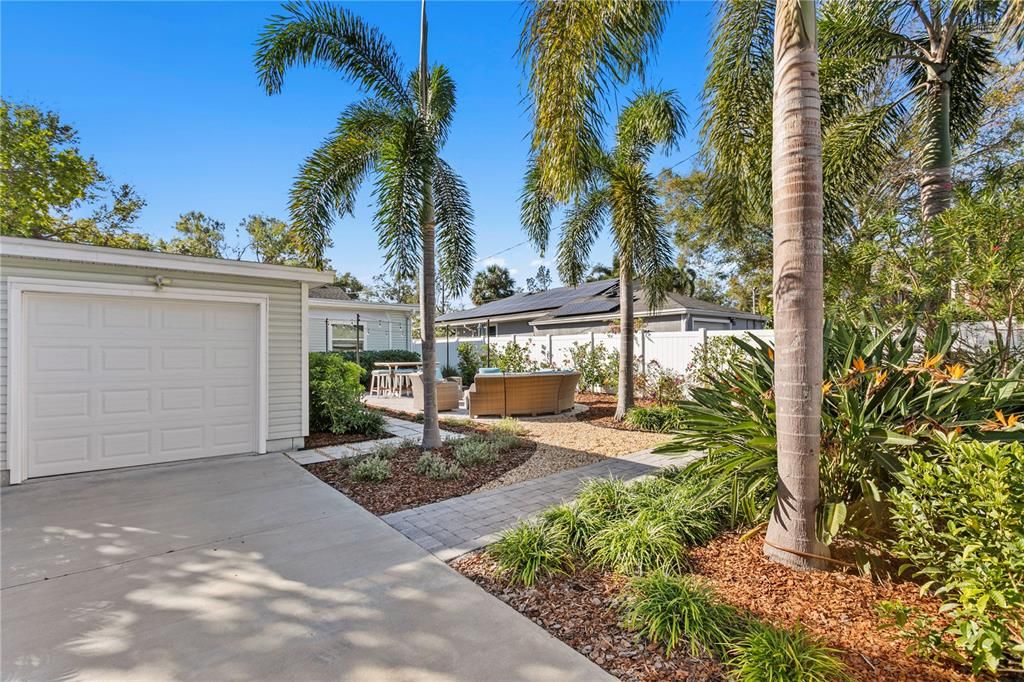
[2,1,714,296]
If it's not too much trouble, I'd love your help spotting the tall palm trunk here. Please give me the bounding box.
[764,0,829,570]
[920,65,953,222]
[418,0,442,450]
[614,266,634,420]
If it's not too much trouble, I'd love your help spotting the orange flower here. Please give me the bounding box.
[852,357,867,373]
[874,370,888,387]
[767,348,775,362]
[822,381,833,395]
[922,353,943,369]
[944,363,966,380]
[984,410,1021,431]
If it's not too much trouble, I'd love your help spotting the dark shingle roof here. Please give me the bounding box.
[309,285,353,301]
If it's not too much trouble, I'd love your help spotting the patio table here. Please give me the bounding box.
[374,361,423,396]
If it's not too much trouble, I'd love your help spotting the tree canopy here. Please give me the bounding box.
[470,263,517,305]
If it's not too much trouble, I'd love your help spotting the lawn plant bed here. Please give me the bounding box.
[367,406,491,436]
[574,393,658,432]
[303,431,391,449]
[306,437,536,515]
[452,533,970,682]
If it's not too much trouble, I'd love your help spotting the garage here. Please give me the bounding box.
[1,236,335,484]
[24,293,260,478]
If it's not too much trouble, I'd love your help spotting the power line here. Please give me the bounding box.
[474,238,531,264]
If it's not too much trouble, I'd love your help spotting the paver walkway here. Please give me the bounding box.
[286,415,465,465]
[383,449,700,561]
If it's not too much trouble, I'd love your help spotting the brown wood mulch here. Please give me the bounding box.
[304,438,536,515]
[453,553,725,681]
[573,393,658,432]
[452,532,970,682]
[366,406,490,436]
[302,431,383,449]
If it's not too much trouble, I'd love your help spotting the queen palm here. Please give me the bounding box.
[522,90,683,420]
[255,0,474,449]
[703,0,1003,235]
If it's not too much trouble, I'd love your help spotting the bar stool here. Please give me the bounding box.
[369,369,391,396]
[394,369,415,396]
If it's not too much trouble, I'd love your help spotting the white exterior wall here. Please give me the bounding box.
[1,255,311,475]
[307,306,412,352]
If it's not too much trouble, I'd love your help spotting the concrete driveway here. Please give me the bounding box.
[1,454,608,681]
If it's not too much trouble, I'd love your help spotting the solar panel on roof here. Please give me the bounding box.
[438,278,618,321]
[550,297,620,317]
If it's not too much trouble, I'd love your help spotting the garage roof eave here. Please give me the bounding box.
[0,236,337,284]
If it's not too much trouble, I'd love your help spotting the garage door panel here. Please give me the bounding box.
[24,293,259,478]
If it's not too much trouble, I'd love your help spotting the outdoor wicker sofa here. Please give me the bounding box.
[410,372,463,412]
[465,370,580,418]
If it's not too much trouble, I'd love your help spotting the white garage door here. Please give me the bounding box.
[24,293,259,478]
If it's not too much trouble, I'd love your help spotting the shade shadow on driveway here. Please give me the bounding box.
[1,454,608,681]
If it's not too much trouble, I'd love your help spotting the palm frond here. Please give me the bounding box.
[557,187,611,287]
[408,64,457,146]
[520,157,556,255]
[433,158,475,296]
[255,0,411,108]
[520,0,670,199]
[608,163,673,307]
[289,130,382,268]
[615,89,687,164]
[373,116,431,280]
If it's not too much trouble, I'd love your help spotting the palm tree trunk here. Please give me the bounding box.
[764,0,829,571]
[920,67,953,222]
[614,266,634,421]
[417,0,442,450]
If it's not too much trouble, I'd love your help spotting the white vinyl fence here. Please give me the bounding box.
[417,328,775,377]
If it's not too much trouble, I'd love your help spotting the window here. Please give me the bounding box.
[330,322,364,351]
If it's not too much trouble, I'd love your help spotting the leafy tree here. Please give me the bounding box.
[522,89,684,420]
[333,271,367,298]
[525,264,552,293]
[366,272,418,304]
[1,99,102,237]
[471,264,517,304]
[586,262,617,282]
[764,0,829,571]
[60,183,156,250]
[933,185,1024,370]
[255,0,476,449]
[241,214,311,266]
[160,211,225,258]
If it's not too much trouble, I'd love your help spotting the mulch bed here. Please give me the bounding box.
[303,431,385,449]
[453,553,724,681]
[452,532,970,682]
[573,393,656,432]
[305,437,536,515]
[366,406,490,436]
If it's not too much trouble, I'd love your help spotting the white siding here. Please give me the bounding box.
[307,306,412,352]
[1,256,307,473]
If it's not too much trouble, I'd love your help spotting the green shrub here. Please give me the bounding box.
[639,486,724,548]
[350,455,391,483]
[887,438,1024,673]
[415,452,463,480]
[488,520,572,587]
[457,342,480,386]
[620,572,740,658]
[635,361,686,405]
[566,341,619,392]
[490,340,539,373]
[454,437,498,467]
[730,624,849,682]
[625,405,686,433]
[657,317,1024,536]
[492,416,525,436]
[309,353,387,436]
[574,479,633,523]
[369,443,399,459]
[539,503,605,555]
[587,510,685,575]
[685,335,746,388]
[337,349,421,388]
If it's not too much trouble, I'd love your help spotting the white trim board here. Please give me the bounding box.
[1,236,335,284]
[5,277,271,484]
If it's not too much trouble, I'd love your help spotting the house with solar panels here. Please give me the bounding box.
[436,278,766,337]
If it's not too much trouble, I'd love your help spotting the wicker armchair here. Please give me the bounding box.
[466,371,580,418]
[410,373,462,412]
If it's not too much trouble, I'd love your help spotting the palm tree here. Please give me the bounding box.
[522,90,683,420]
[703,1,1002,237]
[255,0,474,449]
[765,0,829,571]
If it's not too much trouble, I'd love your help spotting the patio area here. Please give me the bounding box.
[362,392,589,421]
